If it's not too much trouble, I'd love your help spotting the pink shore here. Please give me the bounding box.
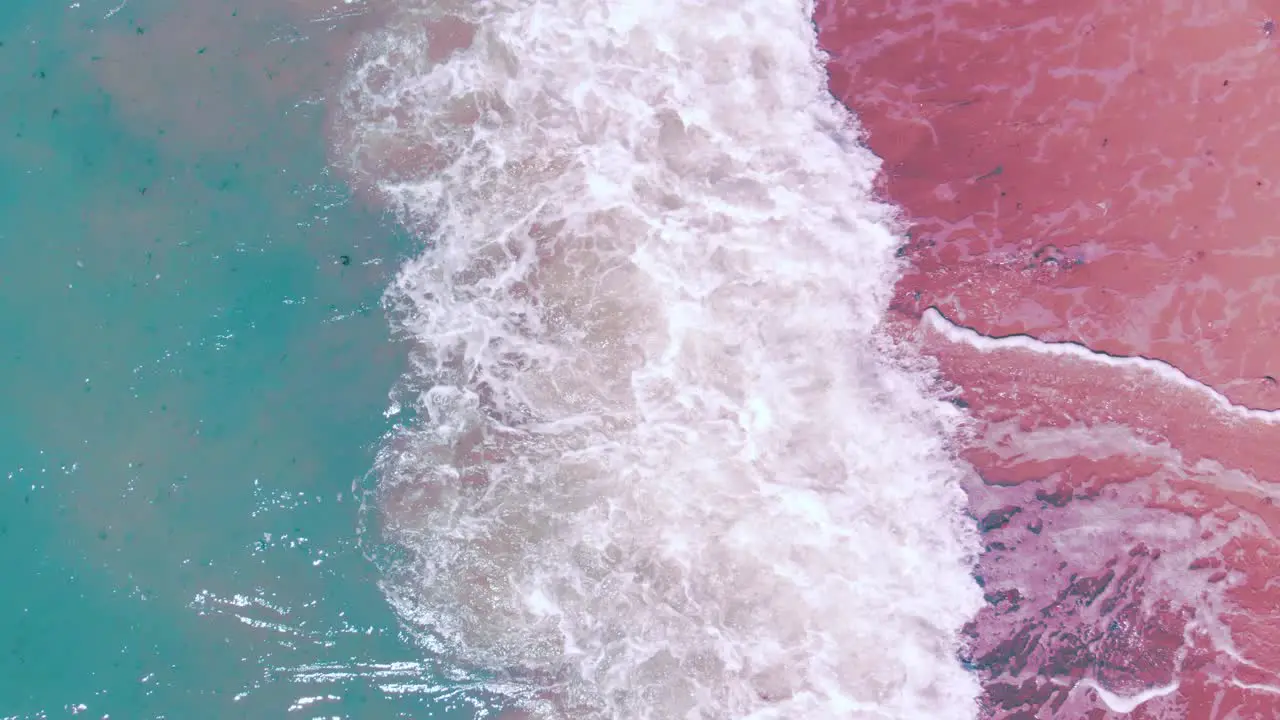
[819,1,1280,717]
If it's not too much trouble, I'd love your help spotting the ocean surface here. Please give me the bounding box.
[3,0,986,717]
[15,0,1267,718]
[0,0,477,716]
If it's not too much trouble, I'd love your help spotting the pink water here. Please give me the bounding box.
[819,1,1280,717]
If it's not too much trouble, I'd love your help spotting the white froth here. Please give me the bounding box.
[1076,678,1180,714]
[923,307,1280,422]
[338,0,984,717]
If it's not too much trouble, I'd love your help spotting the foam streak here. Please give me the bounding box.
[339,2,988,717]
[922,307,1280,422]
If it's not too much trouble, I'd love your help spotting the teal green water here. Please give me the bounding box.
[0,1,464,717]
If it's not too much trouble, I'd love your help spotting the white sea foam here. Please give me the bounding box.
[336,0,984,717]
[922,308,1280,423]
[1078,676,1180,713]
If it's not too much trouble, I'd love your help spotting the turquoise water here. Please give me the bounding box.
[0,0,464,716]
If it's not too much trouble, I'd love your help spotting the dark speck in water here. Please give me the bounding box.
[339,255,352,266]
[976,165,1003,181]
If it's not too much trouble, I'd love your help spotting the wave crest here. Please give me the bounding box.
[336,0,985,717]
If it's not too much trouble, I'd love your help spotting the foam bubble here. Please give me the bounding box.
[336,0,985,717]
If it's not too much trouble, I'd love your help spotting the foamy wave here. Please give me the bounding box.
[335,0,984,717]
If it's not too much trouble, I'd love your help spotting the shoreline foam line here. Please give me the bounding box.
[340,0,987,714]
[921,307,1280,422]
[1075,678,1180,714]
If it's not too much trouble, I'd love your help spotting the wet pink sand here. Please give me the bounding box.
[819,1,1280,718]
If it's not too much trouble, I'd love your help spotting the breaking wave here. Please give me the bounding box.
[334,0,985,717]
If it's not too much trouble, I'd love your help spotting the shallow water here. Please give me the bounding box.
[0,0,484,716]
[820,1,1280,716]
